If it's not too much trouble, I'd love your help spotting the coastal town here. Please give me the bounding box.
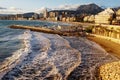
[0,2,120,80]
[0,4,120,25]
[1,4,120,45]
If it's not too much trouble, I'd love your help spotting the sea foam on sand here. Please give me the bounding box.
[1,31,119,80]
[0,30,32,79]
[1,31,81,80]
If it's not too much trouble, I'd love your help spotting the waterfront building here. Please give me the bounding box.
[95,8,115,24]
[84,15,95,23]
[48,10,77,22]
[15,14,24,20]
[115,9,120,24]
[0,15,16,20]
[43,8,48,19]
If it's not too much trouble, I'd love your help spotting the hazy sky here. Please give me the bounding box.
[0,0,120,12]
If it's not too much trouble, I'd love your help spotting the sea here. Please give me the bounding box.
[0,20,70,63]
[0,20,118,80]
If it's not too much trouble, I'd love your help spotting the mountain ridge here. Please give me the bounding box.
[1,3,120,16]
[76,3,104,15]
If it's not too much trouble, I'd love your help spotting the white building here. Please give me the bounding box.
[95,8,115,24]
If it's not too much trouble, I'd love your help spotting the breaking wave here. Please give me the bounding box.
[0,30,32,79]
[1,32,81,80]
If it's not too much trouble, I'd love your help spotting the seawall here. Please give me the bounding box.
[92,24,120,44]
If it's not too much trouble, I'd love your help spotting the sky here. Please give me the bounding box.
[0,0,120,13]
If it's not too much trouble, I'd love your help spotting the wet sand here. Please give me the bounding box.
[64,37,118,80]
[1,32,81,80]
[1,32,119,80]
[88,36,120,59]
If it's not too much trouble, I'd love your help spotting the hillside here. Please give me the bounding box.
[76,3,104,15]
[48,3,104,16]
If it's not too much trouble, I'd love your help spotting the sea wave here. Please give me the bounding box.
[1,32,81,80]
[1,31,119,80]
[0,30,32,79]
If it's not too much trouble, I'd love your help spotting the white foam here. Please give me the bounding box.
[1,32,81,80]
[0,30,32,79]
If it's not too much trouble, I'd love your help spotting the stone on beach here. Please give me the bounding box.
[99,61,120,80]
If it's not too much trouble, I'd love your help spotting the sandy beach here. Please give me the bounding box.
[88,36,120,59]
[1,31,119,80]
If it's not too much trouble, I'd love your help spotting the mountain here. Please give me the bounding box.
[76,3,104,15]
[0,14,9,16]
[0,7,6,9]
[113,7,120,11]
[23,12,36,18]
[49,3,103,15]
[0,14,16,17]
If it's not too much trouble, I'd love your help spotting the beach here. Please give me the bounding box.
[0,0,120,79]
[88,36,120,59]
[0,20,120,80]
[1,31,119,80]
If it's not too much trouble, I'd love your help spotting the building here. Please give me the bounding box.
[48,10,77,22]
[115,9,120,24]
[0,15,16,20]
[43,8,48,19]
[22,12,40,20]
[95,8,115,24]
[83,15,95,23]
[15,14,24,20]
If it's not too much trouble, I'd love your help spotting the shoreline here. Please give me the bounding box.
[1,20,120,79]
[1,32,118,80]
[0,31,119,80]
[9,21,120,60]
[87,36,120,59]
[42,20,95,27]
[10,20,120,59]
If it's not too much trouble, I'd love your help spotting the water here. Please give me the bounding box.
[0,20,118,80]
[0,20,70,62]
[0,20,80,79]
